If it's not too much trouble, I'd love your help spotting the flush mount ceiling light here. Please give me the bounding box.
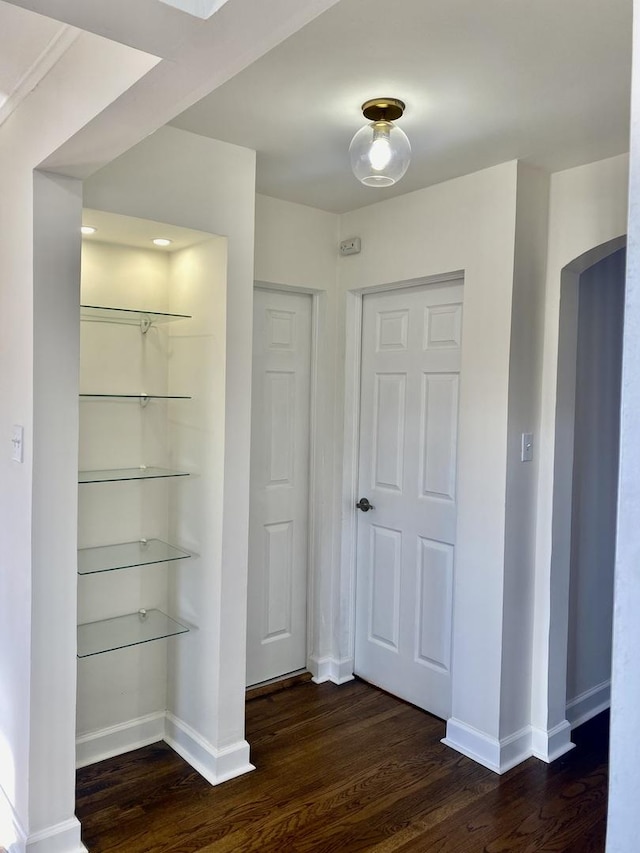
[81,226,96,235]
[349,98,411,187]
[153,238,172,247]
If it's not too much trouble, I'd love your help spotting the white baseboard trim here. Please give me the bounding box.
[26,818,87,853]
[75,711,165,768]
[1,783,86,853]
[164,713,255,785]
[0,782,27,853]
[76,711,254,787]
[531,719,575,763]
[566,680,611,729]
[308,655,354,685]
[442,718,533,775]
[498,726,535,774]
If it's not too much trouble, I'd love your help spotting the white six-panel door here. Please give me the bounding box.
[246,288,312,687]
[354,280,463,719]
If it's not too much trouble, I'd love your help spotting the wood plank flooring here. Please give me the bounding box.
[76,680,609,852]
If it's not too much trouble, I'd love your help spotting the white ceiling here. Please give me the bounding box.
[0,0,630,212]
[81,209,215,252]
[171,0,632,213]
[0,0,341,177]
[0,0,74,126]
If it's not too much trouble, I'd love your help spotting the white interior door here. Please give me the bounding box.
[354,280,463,719]
[246,288,312,687]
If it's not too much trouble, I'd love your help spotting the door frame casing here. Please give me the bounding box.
[337,271,465,684]
[251,282,321,684]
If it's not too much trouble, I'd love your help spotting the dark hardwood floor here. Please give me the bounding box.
[76,679,609,852]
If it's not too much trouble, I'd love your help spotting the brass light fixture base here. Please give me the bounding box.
[361,98,406,123]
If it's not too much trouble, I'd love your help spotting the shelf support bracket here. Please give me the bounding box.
[140,316,151,335]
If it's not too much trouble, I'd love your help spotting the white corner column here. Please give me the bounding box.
[29,171,86,852]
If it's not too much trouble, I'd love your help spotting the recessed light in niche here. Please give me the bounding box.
[81,226,97,235]
[153,238,172,247]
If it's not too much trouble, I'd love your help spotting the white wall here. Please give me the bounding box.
[254,194,338,291]
[532,154,629,752]
[0,29,159,853]
[30,171,83,847]
[606,6,640,840]
[608,5,640,845]
[83,126,256,767]
[500,163,550,741]
[77,241,173,744]
[167,237,233,761]
[253,194,340,673]
[566,248,625,719]
[337,163,522,766]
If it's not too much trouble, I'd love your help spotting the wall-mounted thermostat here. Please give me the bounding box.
[340,237,361,256]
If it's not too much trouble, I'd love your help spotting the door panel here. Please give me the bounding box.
[247,288,311,687]
[416,537,453,672]
[369,524,402,650]
[372,373,406,491]
[265,370,295,485]
[355,280,462,719]
[420,373,458,500]
[263,520,293,640]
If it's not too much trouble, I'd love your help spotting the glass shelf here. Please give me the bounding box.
[80,305,191,327]
[79,393,191,401]
[78,539,194,575]
[79,466,190,484]
[77,609,189,658]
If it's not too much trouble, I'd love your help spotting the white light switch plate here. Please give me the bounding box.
[521,432,533,462]
[11,424,24,463]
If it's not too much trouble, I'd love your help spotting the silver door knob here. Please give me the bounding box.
[356,497,374,512]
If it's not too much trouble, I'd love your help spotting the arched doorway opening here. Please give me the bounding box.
[549,235,626,744]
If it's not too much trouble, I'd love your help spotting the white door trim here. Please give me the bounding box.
[337,271,465,680]
[253,281,321,681]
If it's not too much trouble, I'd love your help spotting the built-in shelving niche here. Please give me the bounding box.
[76,210,224,777]
[77,299,194,660]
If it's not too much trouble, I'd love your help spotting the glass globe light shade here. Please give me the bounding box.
[349,120,411,187]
